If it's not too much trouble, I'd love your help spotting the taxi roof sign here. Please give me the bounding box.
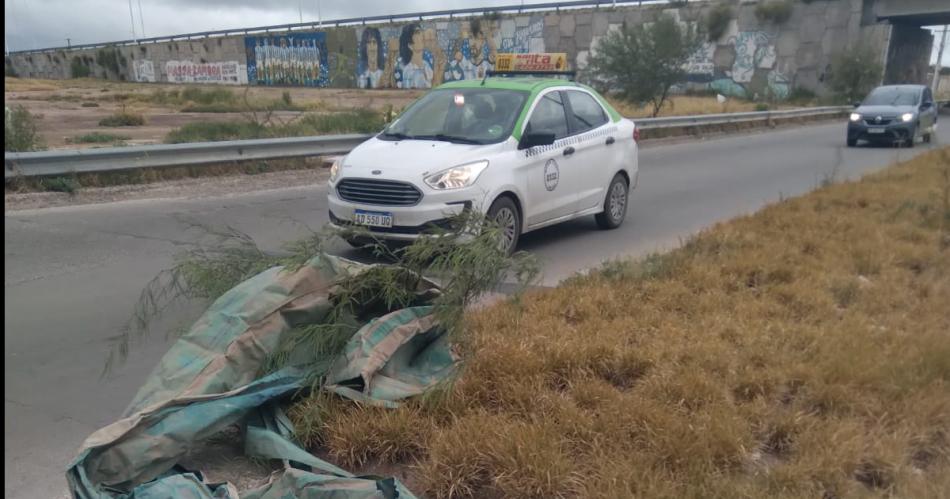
[495,53,568,72]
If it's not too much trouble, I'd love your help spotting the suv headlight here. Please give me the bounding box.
[424,160,489,190]
[849,113,861,122]
[901,112,914,123]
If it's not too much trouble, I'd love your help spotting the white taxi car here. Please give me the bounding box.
[328,75,639,253]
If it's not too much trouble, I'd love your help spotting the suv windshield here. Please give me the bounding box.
[863,87,920,107]
[380,88,529,144]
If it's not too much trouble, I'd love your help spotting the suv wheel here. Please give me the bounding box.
[486,196,520,256]
[847,137,857,147]
[595,173,629,230]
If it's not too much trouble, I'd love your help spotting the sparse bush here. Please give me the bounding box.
[829,47,883,104]
[4,105,46,152]
[99,111,145,127]
[67,132,131,144]
[40,176,80,194]
[755,1,794,24]
[70,57,91,78]
[81,101,99,107]
[787,86,818,104]
[586,14,702,117]
[164,121,266,143]
[704,4,733,42]
[164,109,384,143]
[96,47,125,75]
[755,103,770,111]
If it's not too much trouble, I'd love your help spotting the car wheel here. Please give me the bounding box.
[595,173,629,230]
[486,196,520,256]
[923,132,932,144]
[846,137,857,147]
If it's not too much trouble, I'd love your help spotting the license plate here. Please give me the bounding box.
[867,127,885,134]
[353,209,393,228]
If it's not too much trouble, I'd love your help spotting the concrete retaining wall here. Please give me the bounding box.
[7,0,902,99]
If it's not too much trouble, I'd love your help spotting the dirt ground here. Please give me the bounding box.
[4,78,424,149]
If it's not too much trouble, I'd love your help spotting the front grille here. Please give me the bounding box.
[864,118,894,125]
[337,178,422,206]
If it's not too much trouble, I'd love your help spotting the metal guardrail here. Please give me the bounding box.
[3,106,852,179]
[4,135,370,179]
[8,0,691,55]
[639,105,850,128]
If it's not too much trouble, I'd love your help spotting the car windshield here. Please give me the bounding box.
[379,88,529,144]
[862,87,920,106]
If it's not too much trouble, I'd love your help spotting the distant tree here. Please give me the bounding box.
[585,15,702,117]
[829,47,883,104]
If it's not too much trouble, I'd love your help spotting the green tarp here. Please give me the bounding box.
[68,254,456,498]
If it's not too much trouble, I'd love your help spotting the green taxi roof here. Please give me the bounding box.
[435,77,623,136]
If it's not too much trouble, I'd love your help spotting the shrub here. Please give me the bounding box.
[704,4,733,42]
[755,103,770,111]
[755,1,794,24]
[81,102,100,107]
[4,105,46,152]
[99,111,145,127]
[70,57,91,78]
[4,56,17,77]
[96,47,125,75]
[787,86,818,104]
[67,132,131,144]
[41,176,80,194]
[181,86,235,105]
[164,121,266,143]
[828,47,883,104]
[585,14,702,117]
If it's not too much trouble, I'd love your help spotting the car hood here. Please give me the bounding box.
[854,105,917,117]
[341,136,510,179]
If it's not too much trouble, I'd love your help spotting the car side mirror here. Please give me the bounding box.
[852,102,861,108]
[920,101,933,110]
[518,131,556,150]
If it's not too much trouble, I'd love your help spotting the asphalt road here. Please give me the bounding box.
[5,122,946,498]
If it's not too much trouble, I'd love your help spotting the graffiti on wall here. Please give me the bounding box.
[354,15,545,89]
[165,60,247,84]
[133,60,155,82]
[244,33,329,87]
[685,31,789,100]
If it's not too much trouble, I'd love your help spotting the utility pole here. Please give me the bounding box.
[298,0,303,23]
[317,0,322,28]
[127,0,138,41]
[932,25,948,94]
[66,37,71,48]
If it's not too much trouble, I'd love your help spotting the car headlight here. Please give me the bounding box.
[849,113,861,122]
[901,112,914,123]
[424,160,489,190]
[329,156,343,183]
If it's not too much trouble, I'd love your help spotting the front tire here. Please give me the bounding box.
[486,196,521,256]
[846,137,857,147]
[595,173,629,230]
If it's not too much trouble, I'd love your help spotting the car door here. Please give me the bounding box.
[563,89,615,213]
[518,90,577,227]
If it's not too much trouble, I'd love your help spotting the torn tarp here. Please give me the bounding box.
[68,254,456,498]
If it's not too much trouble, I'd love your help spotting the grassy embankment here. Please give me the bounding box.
[291,148,950,498]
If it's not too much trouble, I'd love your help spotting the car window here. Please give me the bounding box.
[525,91,569,139]
[566,90,608,133]
[381,88,528,144]
[863,87,921,107]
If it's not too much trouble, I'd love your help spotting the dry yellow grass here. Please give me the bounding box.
[293,147,950,498]
[608,95,788,118]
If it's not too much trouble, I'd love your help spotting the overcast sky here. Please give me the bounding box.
[5,0,948,65]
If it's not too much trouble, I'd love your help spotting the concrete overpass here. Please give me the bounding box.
[874,0,950,26]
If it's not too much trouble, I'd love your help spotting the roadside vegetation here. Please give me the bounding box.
[829,47,884,105]
[163,108,386,143]
[98,109,145,127]
[277,148,950,498]
[4,104,46,152]
[585,14,703,117]
[66,131,131,145]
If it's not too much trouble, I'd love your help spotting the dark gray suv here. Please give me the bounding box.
[847,85,937,148]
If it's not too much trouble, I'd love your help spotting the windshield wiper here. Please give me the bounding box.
[380,131,411,140]
[413,134,483,145]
